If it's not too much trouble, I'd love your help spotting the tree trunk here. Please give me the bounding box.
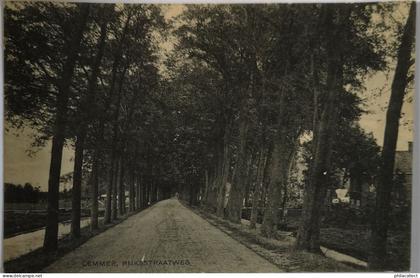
[189,182,194,206]
[104,156,114,224]
[260,144,273,212]
[260,71,289,238]
[261,134,295,238]
[134,175,138,210]
[111,157,120,220]
[43,4,90,252]
[87,6,113,230]
[109,63,128,219]
[129,166,136,212]
[295,5,347,252]
[136,175,141,210]
[138,178,141,210]
[139,175,143,209]
[146,183,151,206]
[201,169,209,207]
[250,147,267,229]
[216,122,232,217]
[154,183,158,203]
[243,153,255,208]
[71,5,112,236]
[150,182,154,204]
[142,179,148,208]
[226,106,249,223]
[70,132,85,238]
[145,180,149,206]
[148,182,151,206]
[90,152,99,230]
[102,12,132,223]
[118,157,125,215]
[280,142,298,224]
[369,3,415,270]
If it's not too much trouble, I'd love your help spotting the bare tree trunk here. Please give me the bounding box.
[154,182,158,203]
[90,153,99,230]
[208,149,220,211]
[369,3,415,270]
[111,157,120,220]
[260,145,273,214]
[133,174,137,211]
[216,122,232,217]
[201,169,209,207]
[150,182,154,204]
[73,6,112,235]
[102,12,132,223]
[295,5,347,252]
[110,62,128,219]
[104,157,114,224]
[44,4,90,251]
[71,133,85,238]
[139,178,143,208]
[150,182,155,204]
[118,157,125,215]
[136,177,139,209]
[129,165,135,212]
[140,181,144,208]
[280,141,298,225]
[136,175,141,210]
[311,52,320,133]
[261,134,295,238]
[207,175,216,211]
[243,153,255,208]
[259,72,289,238]
[250,147,267,229]
[226,106,249,223]
[87,7,113,230]
[139,175,144,209]
[143,179,148,208]
[189,180,194,206]
[147,183,151,206]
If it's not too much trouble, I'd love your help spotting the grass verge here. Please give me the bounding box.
[191,207,359,272]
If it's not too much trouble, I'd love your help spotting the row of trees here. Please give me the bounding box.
[4,183,42,203]
[168,3,415,270]
[5,3,178,251]
[4,2,415,271]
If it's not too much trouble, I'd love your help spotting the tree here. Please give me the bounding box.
[369,2,415,270]
[70,3,115,238]
[256,5,315,237]
[176,5,252,217]
[295,3,386,252]
[4,2,92,251]
[43,3,91,250]
[5,2,165,244]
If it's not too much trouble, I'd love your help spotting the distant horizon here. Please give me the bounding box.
[3,120,414,191]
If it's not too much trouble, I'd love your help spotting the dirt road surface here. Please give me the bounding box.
[44,198,280,273]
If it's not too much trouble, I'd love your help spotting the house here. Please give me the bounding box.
[347,141,413,208]
[393,141,413,203]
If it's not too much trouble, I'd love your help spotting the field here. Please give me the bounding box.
[4,201,95,238]
[4,211,72,238]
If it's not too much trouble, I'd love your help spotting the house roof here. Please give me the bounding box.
[395,150,413,175]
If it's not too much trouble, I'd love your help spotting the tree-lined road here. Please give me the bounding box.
[44,199,279,272]
[5,3,414,271]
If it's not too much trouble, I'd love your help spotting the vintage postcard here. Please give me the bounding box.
[2,1,416,273]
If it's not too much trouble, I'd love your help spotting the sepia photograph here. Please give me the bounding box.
[1,0,417,273]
